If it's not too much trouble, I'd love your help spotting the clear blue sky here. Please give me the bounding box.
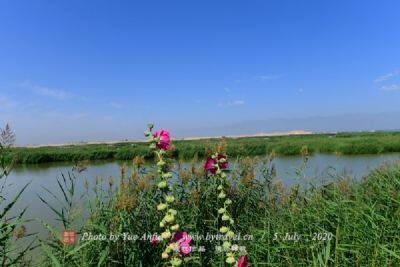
[1,0,400,144]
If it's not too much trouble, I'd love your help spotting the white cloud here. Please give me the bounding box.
[380,84,400,91]
[18,81,74,100]
[218,100,245,107]
[374,69,400,83]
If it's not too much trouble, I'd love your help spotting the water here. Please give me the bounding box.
[2,153,400,258]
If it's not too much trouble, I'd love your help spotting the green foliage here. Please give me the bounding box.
[6,131,400,165]
[38,155,400,266]
[0,124,34,266]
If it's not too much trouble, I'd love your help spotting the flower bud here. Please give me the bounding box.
[144,130,151,137]
[158,181,167,189]
[170,224,179,231]
[227,231,235,238]
[218,208,226,214]
[223,241,231,249]
[226,256,235,264]
[160,221,165,228]
[170,257,182,266]
[217,185,223,190]
[162,172,172,179]
[218,192,226,199]
[164,214,175,223]
[157,160,166,167]
[168,209,177,215]
[161,231,171,240]
[222,214,230,221]
[165,195,175,203]
[220,226,229,233]
[224,199,232,205]
[157,203,168,211]
[161,252,169,259]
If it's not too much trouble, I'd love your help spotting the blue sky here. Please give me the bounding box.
[1,0,400,145]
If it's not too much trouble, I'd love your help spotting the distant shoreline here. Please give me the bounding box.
[19,130,312,148]
[6,131,400,165]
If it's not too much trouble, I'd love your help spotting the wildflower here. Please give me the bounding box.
[172,231,192,256]
[166,195,175,203]
[204,153,229,174]
[237,255,248,267]
[180,242,192,255]
[153,129,171,150]
[150,235,159,246]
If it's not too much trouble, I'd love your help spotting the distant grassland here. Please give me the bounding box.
[6,131,400,164]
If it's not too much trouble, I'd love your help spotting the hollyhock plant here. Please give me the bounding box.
[153,129,171,150]
[237,255,248,267]
[204,151,240,265]
[145,124,191,266]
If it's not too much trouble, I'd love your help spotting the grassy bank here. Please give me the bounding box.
[6,131,400,164]
[36,156,400,266]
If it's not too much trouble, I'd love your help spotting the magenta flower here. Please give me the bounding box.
[150,234,159,246]
[204,153,228,174]
[171,231,192,256]
[237,255,248,267]
[180,242,192,255]
[153,129,171,150]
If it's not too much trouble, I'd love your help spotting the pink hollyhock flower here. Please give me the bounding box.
[204,157,217,174]
[237,255,248,267]
[217,153,228,169]
[180,241,192,255]
[171,231,192,256]
[150,234,159,246]
[204,153,228,174]
[153,129,171,150]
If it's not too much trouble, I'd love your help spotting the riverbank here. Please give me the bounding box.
[5,131,400,164]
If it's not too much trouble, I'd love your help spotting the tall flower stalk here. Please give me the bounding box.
[145,124,190,267]
[204,152,239,265]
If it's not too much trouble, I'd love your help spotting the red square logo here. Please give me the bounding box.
[61,230,77,245]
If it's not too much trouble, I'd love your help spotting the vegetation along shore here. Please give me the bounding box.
[5,131,400,164]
